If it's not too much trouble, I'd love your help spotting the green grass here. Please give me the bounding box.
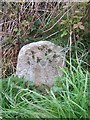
[0,60,90,119]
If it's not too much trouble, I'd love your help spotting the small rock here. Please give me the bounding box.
[16,41,65,87]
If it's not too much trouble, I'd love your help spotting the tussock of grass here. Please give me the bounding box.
[0,60,90,118]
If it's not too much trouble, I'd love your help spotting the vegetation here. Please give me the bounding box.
[0,1,90,119]
[0,59,90,118]
[0,2,90,76]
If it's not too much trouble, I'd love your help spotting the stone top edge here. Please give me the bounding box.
[21,41,55,49]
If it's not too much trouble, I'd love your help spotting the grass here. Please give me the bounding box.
[0,59,90,119]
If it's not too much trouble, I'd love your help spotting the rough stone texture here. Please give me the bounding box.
[16,41,65,87]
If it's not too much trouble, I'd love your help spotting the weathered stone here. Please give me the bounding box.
[16,41,65,87]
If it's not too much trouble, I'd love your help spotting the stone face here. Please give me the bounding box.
[16,41,65,87]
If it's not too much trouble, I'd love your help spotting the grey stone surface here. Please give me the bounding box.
[16,41,65,87]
